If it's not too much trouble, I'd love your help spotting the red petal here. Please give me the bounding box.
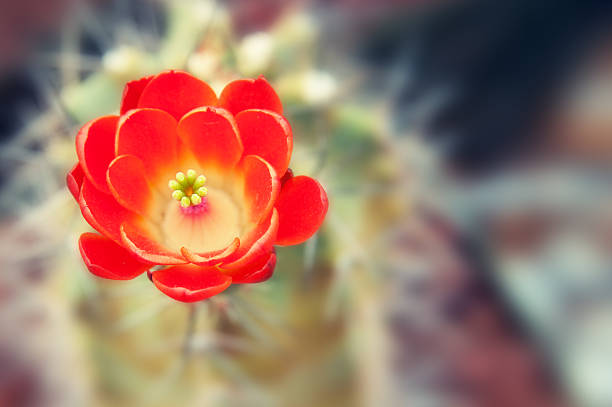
[76,115,119,193]
[218,76,282,116]
[120,222,187,265]
[275,176,328,246]
[280,168,294,185]
[107,155,154,217]
[231,249,276,284]
[79,179,136,243]
[177,107,243,171]
[79,233,150,280]
[116,108,178,179]
[222,209,279,271]
[137,70,217,120]
[120,74,154,114]
[152,265,231,302]
[181,237,240,267]
[236,109,292,176]
[241,155,279,222]
[66,163,85,201]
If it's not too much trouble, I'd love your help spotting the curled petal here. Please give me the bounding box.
[120,222,187,265]
[76,115,119,193]
[178,107,243,171]
[107,155,154,217]
[79,233,150,280]
[230,249,276,284]
[222,209,279,271]
[218,76,282,116]
[181,238,240,267]
[241,155,279,222]
[275,176,328,246]
[66,163,85,201]
[138,70,217,120]
[116,108,178,179]
[79,179,137,244]
[152,265,231,303]
[120,74,154,114]
[236,109,292,176]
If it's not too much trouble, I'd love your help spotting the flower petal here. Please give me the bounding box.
[120,74,154,114]
[218,76,282,115]
[66,163,85,201]
[137,70,217,120]
[107,155,155,217]
[275,176,328,246]
[79,233,151,280]
[177,107,243,171]
[280,168,294,185]
[76,115,119,193]
[180,237,240,267]
[221,209,279,271]
[241,155,279,222]
[236,109,292,176]
[230,249,276,284]
[161,189,242,254]
[120,222,187,265]
[152,265,231,302]
[116,108,178,180]
[79,178,137,243]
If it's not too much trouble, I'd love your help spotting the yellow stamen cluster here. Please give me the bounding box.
[168,169,208,208]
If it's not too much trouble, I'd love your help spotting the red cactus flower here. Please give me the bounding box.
[67,70,328,302]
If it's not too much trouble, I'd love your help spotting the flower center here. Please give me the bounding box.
[168,169,209,208]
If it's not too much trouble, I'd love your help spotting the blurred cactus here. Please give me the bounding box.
[0,1,407,406]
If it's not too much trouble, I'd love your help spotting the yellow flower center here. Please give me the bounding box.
[167,169,208,208]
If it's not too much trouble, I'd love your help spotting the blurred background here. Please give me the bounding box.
[2,0,612,406]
